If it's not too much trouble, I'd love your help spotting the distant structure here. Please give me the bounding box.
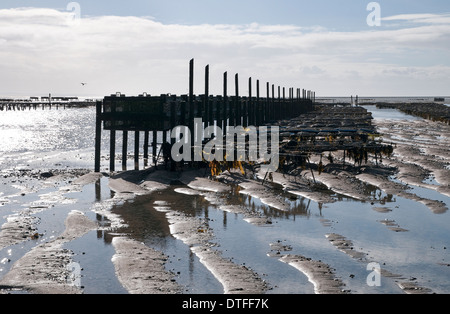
[0,95,95,111]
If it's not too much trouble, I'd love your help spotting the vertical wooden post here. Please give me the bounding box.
[223,71,228,129]
[288,88,291,118]
[277,86,281,121]
[170,99,177,171]
[215,97,221,130]
[235,73,240,126]
[266,82,270,123]
[144,131,149,167]
[152,131,158,164]
[110,130,116,172]
[162,130,168,167]
[205,65,210,126]
[288,87,291,118]
[189,59,195,162]
[94,101,102,173]
[256,79,260,126]
[292,88,295,117]
[288,88,292,118]
[248,77,252,126]
[270,84,274,122]
[134,130,140,170]
[189,59,194,111]
[122,130,128,170]
[287,88,290,119]
[109,101,116,172]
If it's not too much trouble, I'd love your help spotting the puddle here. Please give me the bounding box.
[390,176,450,207]
[0,240,40,282]
[63,230,127,294]
[423,175,441,186]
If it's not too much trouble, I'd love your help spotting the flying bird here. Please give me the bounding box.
[81,83,87,86]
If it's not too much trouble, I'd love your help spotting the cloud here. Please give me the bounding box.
[0,8,449,97]
[383,13,450,25]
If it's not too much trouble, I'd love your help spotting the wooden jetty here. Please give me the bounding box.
[94,59,393,175]
[0,95,95,111]
[94,59,315,172]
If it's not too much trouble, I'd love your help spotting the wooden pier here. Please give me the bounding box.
[0,96,95,111]
[94,59,315,172]
[94,59,394,176]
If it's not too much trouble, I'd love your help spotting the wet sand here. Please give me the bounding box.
[280,254,347,294]
[111,237,181,294]
[1,109,449,294]
[0,210,96,294]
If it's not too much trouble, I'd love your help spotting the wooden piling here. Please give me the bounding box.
[134,131,140,170]
[223,72,228,129]
[122,130,128,170]
[144,131,149,166]
[109,101,116,172]
[256,79,260,126]
[189,59,195,159]
[276,86,279,120]
[266,85,269,121]
[152,131,158,164]
[248,77,253,126]
[205,65,210,126]
[235,73,240,126]
[94,101,102,173]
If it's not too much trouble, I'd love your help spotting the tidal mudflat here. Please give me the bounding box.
[0,105,449,294]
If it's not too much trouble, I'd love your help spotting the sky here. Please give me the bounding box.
[0,0,449,98]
